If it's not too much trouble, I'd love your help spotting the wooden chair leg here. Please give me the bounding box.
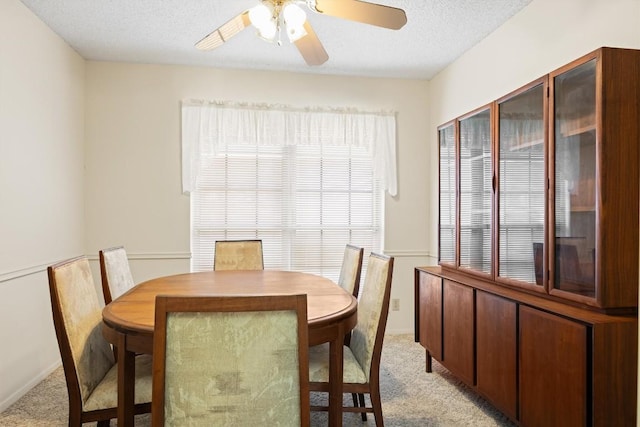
[359,393,367,421]
[370,388,384,427]
[351,392,358,408]
[68,409,82,427]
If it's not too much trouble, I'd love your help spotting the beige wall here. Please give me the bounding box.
[0,0,85,410]
[83,62,432,335]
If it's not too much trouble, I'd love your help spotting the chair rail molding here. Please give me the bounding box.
[383,249,434,258]
[0,261,67,283]
[1,252,192,283]
[87,251,192,261]
[2,251,434,283]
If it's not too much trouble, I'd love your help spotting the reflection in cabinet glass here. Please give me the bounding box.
[439,124,456,265]
[459,109,492,274]
[553,59,596,297]
[498,84,546,286]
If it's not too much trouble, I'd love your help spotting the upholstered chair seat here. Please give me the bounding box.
[82,355,152,412]
[309,344,367,384]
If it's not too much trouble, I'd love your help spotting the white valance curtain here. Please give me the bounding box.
[181,100,398,196]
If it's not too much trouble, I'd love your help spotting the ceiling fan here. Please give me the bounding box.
[195,0,407,66]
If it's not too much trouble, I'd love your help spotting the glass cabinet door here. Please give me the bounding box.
[552,59,596,297]
[497,83,546,287]
[459,109,492,274]
[439,124,456,266]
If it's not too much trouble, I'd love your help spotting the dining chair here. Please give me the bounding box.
[338,244,364,298]
[338,244,364,350]
[213,239,264,270]
[152,294,310,426]
[308,252,394,426]
[47,256,152,426]
[99,245,135,304]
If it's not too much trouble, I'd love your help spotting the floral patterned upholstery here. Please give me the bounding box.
[214,240,264,271]
[99,246,135,303]
[337,245,363,297]
[48,256,152,423]
[153,295,309,426]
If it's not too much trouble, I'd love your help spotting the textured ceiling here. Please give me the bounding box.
[19,0,532,80]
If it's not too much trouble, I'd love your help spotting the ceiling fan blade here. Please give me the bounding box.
[294,21,329,66]
[195,11,251,50]
[312,0,407,30]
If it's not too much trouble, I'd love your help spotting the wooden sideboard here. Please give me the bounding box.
[415,266,637,426]
[419,47,640,426]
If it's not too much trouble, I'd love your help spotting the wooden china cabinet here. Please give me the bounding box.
[416,47,639,426]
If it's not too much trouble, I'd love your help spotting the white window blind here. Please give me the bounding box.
[183,101,394,281]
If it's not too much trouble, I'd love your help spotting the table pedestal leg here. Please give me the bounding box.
[116,333,136,427]
[328,331,344,427]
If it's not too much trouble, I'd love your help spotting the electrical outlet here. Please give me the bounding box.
[391,298,400,311]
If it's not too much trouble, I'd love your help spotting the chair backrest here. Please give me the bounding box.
[48,256,116,408]
[337,244,364,297]
[152,294,310,426]
[214,239,264,270]
[349,253,394,381]
[99,246,135,304]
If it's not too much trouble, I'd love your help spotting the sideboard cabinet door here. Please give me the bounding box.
[416,270,442,365]
[519,305,587,426]
[443,280,475,384]
[476,291,517,420]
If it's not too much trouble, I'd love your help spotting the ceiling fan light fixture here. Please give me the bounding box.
[284,3,307,42]
[249,3,278,41]
[259,21,278,41]
[196,0,405,67]
[286,23,307,42]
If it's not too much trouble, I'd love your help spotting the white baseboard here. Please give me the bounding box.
[0,359,62,413]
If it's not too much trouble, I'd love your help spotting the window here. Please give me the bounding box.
[183,101,396,282]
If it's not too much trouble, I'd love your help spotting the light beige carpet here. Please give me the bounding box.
[0,334,515,426]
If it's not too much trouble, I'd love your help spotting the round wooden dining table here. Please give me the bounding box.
[102,270,357,427]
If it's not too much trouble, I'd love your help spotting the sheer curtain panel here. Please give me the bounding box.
[182,101,397,196]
